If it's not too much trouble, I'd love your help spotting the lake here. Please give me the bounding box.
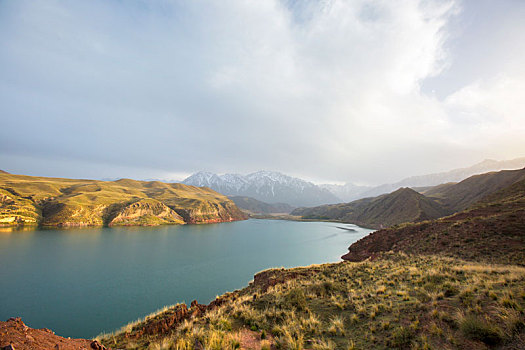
[0,219,373,338]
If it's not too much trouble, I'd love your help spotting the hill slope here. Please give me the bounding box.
[0,173,246,227]
[325,157,525,201]
[99,252,525,350]
[423,168,525,212]
[292,187,448,229]
[228,196,295,214]
[183,171,340,207]
[342,175,525,265]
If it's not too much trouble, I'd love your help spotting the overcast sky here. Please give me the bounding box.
[1,0,524,185]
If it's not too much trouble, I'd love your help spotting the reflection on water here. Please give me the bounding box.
[0,219,373,338]
[0,225,38,234]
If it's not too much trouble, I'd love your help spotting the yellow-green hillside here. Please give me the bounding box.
[101,252,525,350]
[0,172,246,227]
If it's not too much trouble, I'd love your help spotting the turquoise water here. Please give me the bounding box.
[0,219,373,338]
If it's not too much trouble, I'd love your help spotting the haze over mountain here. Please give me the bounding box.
[295,167,525,230]
[323,157,525,202]
[343,168,525,265]
[182,171,339,207]
[228,196,295,215]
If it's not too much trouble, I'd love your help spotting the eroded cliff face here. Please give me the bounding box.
[0,173,247,227]
[108,199,185,226]
[41,202,106,227]
[173,201,246,224]
[0,189,40,225]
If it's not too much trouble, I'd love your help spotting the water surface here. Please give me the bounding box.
[0,219,373,338]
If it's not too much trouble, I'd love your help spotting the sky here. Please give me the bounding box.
[1,0,524,185]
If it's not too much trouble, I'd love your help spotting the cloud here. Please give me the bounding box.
[0,0,524,184]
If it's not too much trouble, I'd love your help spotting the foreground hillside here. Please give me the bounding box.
[0,172,245,227]
[0,317,107,350]
[343,173,525,265]
[97,252,525,349]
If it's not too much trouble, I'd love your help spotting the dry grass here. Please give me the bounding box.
[102,252,525,349]
[0,172,244,227]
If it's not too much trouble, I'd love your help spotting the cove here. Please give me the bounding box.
[0,219,373,338]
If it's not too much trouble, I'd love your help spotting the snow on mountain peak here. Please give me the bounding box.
[182,170,339,206]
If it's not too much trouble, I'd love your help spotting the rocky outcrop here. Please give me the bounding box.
[41,202,106,227]
[252,268,316,292]
[122,300,215,341]
[173,201,246,224]
[108,199,185,226]
[0,317,107,350]
[0,189,40,226]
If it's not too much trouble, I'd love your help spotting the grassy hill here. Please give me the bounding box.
[229,196,295,214]
[4,170,525,349]
[0,173,246,227]
[98,175,525,349]
[342,175,525,266]
[101,252,525,349]
[292,168,525,230]
[292,188,448,229]
[423,168,525,212]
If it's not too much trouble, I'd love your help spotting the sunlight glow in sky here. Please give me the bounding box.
[1,0,524,184]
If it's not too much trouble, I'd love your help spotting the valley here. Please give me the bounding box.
[2,166,525,349]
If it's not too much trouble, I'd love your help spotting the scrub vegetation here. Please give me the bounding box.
[101,252,525,349]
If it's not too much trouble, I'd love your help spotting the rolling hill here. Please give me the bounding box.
[0,172,246,227]
[294,168,525,230]
[228,196,295,214]
[324,157,525,201]
[342,172,525,265]
[422,168,525,212]
[292,187,448,229]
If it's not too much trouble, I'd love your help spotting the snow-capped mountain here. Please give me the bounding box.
[182,170,340,207]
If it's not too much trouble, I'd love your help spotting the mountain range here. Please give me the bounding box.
[323,157,525,201]
[182,170,339,207]
[183,157,525,208]
[293,168,525,229]
[342,167,525,265]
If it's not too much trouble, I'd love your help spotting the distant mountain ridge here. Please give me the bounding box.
[324,157,525,201]
[228,196,295,214]
[423,168,525,212]
[295,168,525,230]
[182,170,339,207]
[342,168,525,265]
